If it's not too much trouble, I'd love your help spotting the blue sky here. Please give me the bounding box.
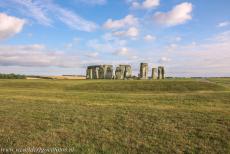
[0,0,230,77]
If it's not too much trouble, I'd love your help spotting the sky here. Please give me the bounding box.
[0,0,230,77]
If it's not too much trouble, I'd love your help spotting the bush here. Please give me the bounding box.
[0,73,26,79]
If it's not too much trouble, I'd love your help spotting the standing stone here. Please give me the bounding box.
[140,63,148,79]
[151,68,157,80]
[86,67,93,79]
[115,65,125,80]
[87,66,97,79]
[158,66,162,79]
[115,65,132,80]
[97,65,113,79]
[115,66,121,80]
[158,66,165,79]
[162,66,165,79]
[92,67,99,79]
[104,65,113,79]
[124,65,132,78]
[98,66,105,79]
[115,66,125,80]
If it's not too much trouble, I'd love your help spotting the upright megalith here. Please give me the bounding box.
[98,66,104,79]
[86,65,113,79]
[124,65,132,78]
[161,66,165,79]
[104,65,113,79]
[86,67,93,79]
[87,65,100,79]
[158,66,165,79]
[115,65,132,80]
[140,63,148,79]
[92,67,99,79]
[151,68,157,80]
[115,65,125,80]
[98,65,113,79]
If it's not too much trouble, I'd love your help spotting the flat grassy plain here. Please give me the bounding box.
[0,78,229,153]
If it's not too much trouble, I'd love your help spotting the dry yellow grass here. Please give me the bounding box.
[49,75,86,80]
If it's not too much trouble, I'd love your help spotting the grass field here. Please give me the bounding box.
[0,78,229,153]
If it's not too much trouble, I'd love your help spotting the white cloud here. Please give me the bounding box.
[102,33,115,41]
[2,0,98,32]
[113,27,139,38]
[103,14,138,29]
[0,13,25,40]
[126,27,139,37]
[0,44,80,67]
[86,37,137,59]
[175,36,182,42]
[217,21,230,27]
[113,47,129,56]
[132,0,160,9]
[85,52,99,58]
[103,15,139,39]
[144,35,156,41]
[49,3,98,32]
[143,0,159,8]
[158,57,171,63]
[113,47,138,60]
[64,37,82,49]
[114,39,127,46]
[87,39,114,52]
[131,2,140,8]
[4,0,52,26]
[211,31,230,42]
[154,2,193,27]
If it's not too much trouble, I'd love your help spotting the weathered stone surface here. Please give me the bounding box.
[140,63,148,79]
[115,65,132,80]
[87,65,113,79]
[87,64,164,80]
[87,65,99,79]
[86,68,92,79]
[86,67,93,79]
[103,65,113,79]
[92,67,99,79]
[158,66,165,79]
[98,66,104,79]
[124,65,132,78]
[115,66,125,80]
[151,68,157,80]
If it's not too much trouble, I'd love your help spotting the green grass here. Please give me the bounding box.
[207,77,230,88]
[68,80,227,92]
[0,79,229,153]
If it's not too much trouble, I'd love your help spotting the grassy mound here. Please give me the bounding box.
[69,80,226,92]
[0,79,229,153]
[0,79,227,92]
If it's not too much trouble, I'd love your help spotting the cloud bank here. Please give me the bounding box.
[0,44,80,67]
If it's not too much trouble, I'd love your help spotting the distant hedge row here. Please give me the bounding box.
[0,73,26,79]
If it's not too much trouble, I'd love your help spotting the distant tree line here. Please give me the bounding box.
[0,73,26,79]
